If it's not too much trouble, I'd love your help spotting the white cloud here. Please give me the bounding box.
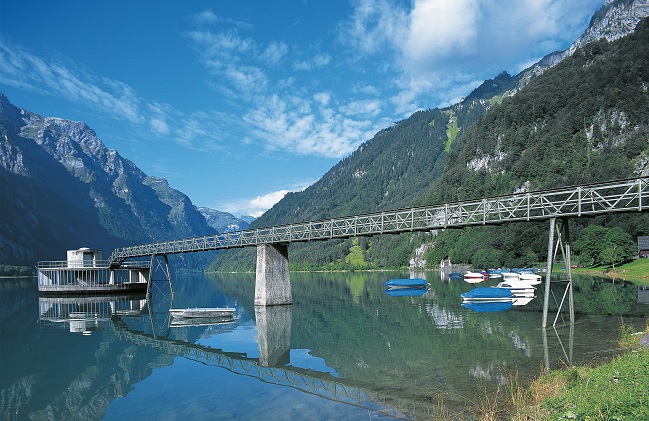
[0,41,144,124]
[313,92,331,106]
[150,117,169,134]
[219,190,285,218]
[342,0,603,110]
[404,0,480,67]
[242,93,380,158]
[217,180,315,217]
[293,53,331,71]
[260,41,289,65]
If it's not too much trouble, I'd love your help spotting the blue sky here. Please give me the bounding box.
[0,0,604,217]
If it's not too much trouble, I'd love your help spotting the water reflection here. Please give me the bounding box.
[38,294,147,334]
[1,273,647,420]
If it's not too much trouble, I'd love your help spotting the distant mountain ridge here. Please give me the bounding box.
[0,93,215,266]
[198,207,253,232]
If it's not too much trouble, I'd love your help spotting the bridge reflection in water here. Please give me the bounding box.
[38,293,431,420]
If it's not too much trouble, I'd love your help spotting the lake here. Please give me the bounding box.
[1,271,647,420]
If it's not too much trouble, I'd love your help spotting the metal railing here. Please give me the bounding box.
[108,177,649,267]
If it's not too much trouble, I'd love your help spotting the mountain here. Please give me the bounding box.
[0,93,215,266]
[209,1,649,272]
[514,0,649,92]
[198,207,253,232]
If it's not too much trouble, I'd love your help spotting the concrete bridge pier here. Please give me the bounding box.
[255,244,292,306]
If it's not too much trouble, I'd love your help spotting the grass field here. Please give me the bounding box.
[570,258,649,286]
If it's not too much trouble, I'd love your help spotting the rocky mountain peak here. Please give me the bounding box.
[515,0,649,91]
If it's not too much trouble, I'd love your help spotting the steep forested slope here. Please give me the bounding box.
[422,17,649,268]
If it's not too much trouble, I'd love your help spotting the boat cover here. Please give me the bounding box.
[461,287,513,299]
[384,278,429,288]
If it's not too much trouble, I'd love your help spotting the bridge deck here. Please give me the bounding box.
[108,177,648,267]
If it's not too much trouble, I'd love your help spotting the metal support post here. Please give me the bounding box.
[542,218,555,329]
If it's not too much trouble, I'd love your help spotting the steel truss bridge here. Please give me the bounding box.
[111,320,430,419]
[108,177,649,267]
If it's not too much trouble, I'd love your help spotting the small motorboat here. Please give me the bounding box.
[384,278,429,289]
[461,287,512,302]
[495,280,537,298]
[518,273,542,285]
[501,271,520,281]
[463,271,487,283]
[169,307,235,319]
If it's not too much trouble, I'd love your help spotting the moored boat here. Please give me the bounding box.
[463,271,487,283]
[384,278,429,289]
[495,281,536,298]
[518,273,542,285]
[461,287,512,301]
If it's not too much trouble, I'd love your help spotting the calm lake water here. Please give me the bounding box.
[1,271,648,420]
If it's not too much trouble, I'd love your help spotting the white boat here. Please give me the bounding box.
[463,271,486,283]
[501,272,520,281]
[169,307,235,319]
[518,273,542,285]
[495,281,536,298]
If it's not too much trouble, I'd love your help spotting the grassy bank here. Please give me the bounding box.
[569,258,649,286]
[512,320,649,420]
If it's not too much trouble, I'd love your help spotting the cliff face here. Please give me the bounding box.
[0,93,214,265]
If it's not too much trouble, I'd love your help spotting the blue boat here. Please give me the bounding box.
[462,301,513,312]
[384,278,429,289]
[461,287,512,301]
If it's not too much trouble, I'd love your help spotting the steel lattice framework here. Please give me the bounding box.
[108,177,649,267]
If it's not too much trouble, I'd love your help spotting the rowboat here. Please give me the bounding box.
[384,278,429,289]
[169,307,235,319]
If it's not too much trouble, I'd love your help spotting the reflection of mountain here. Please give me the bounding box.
[0,288,173,420]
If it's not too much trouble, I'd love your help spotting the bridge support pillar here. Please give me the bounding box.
[255,244,292,306]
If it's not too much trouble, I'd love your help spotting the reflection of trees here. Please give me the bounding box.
[572,276,640,316]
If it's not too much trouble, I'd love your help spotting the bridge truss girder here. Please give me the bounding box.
[108,177,648,267]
